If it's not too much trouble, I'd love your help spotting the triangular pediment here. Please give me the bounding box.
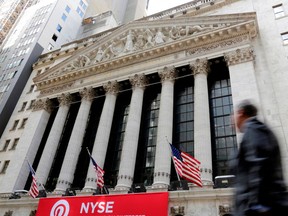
[34,12,257,92]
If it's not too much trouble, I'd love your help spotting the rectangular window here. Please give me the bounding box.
[80,0,87,10]
[61,13,67,21]
[28,100,35,109]
[19,101,27,112]
[11,120,19,130]
[76,7,84,17]
[52,34,58,42]
[56,24,62,32]
[1,140,10,151]
[27,84,35,93]
[281,32,288,45]
[273,4,285,18]
[19,118,28,129]
[0,160,10,174]
[65,5,71,13]
[10,138,19,150]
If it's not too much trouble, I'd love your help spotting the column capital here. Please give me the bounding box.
[32,98,53,113]
[190,58,210,76]
[129,74,148,89]
[80,87,95,101]
[158,66,177,83]
[58,93,73,106]
[103,80,119,95]
[224,47,255,66]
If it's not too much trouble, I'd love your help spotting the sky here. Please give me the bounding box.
[147,0,192,15]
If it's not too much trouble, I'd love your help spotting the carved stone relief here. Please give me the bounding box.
[59,24,219,74]
[129,74,148,89]
[103,80,119,95]
[224,47,255,65]
[32,98,53,113]
[190,58,210,76]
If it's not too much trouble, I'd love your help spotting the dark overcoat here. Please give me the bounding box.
[233,117,288,216]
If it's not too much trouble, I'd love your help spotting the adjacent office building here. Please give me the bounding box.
[0,0,288,215]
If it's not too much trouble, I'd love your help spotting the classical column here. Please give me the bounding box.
[84,81,119,190]
[191,58,213,185]
[115,74,147,191]
[36,93,73,186]
[55,87,94,192]
[153,67,177,188]
[10,99,53,191]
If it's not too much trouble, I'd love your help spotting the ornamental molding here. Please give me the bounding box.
[33,12,258,95]
[224,47,255,65]
[190,58,210,76]
[32,98,53,113]
[79,87,95,101]
[129,74,148,89]
[58,93,73,107]
[159,66,177,82]
[103,80,120,95]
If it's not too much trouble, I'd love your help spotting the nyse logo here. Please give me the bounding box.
[50,200,70,216]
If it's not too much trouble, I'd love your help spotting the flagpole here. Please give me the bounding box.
[26,160,46,192]
[165,137,182,184]
[86,147,100,193]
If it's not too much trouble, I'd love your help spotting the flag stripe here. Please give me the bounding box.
[27,162,39,198]
[170,144,203,187]
[89,153,105,188]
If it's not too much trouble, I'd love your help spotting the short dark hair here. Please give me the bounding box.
[237,100,258,117]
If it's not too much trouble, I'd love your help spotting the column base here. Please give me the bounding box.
[82,186,96,193]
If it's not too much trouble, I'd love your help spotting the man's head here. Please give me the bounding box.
[235,100,258,131]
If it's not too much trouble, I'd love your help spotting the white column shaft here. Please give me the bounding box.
[84,93,117,189]
[116,87,144,189]
[36,105,69,186]
[55,99,92,191]
[194,72,213,183]
[153,80,174,187]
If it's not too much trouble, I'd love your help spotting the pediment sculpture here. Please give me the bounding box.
[56,24,221,75]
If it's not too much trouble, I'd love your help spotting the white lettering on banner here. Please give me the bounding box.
[80,201,114,214]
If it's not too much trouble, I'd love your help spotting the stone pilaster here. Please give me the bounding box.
[36,93,73,186]
[190,58,213,185]
[153,67,177,188]
[115,74,147,191]
[224,47,261,142]
[84,81,119,190]
[55,87,94,192]
[9,98,52,192]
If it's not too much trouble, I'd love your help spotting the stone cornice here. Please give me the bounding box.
[33,13,258,96]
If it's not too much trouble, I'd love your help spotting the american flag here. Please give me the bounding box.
[170,143,202,187]
[88,152,105,188]
[27,162,39,198]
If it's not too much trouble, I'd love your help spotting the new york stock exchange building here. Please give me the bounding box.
[1,0,288,215]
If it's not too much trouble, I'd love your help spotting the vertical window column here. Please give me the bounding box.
[7,99,53,192]
[153,67,177,188]
[55,87,94,192]
[190,59,213,185]
[36,93,73,187]
[84,81,119,190]
[115,74,147,191]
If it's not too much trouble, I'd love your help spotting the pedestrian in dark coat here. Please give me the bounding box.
[233,100,288,216]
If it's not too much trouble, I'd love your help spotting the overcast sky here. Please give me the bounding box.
[147,0,192,15]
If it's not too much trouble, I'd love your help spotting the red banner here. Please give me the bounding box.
[36,192,168,216]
